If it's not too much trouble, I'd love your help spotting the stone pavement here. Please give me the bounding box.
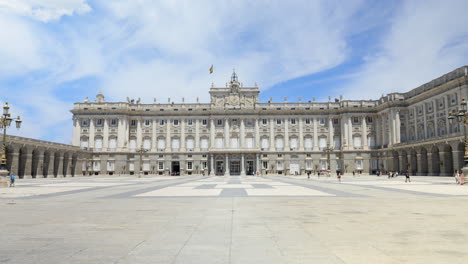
[0,175,467,264]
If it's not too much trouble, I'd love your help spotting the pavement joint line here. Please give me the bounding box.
[265,176,366,197]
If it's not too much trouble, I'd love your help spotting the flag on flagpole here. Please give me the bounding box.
[209,65,213,74]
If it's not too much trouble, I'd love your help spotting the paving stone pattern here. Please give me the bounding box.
[0,175,467,264]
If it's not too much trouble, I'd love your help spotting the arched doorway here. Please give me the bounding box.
[419,147,428,175]
[410,149,418,176]
[442,144,453,176]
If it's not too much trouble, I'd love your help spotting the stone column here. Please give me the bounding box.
[210,154,215,176]
[396,111,401,143]
[444,96,450,133]
[422,103,428,139]
[256,154,260,175]
[57,154,64,178]
[284,118,289,150]
[416,153,423,176]
[255,119,260,149]
[299,118,304,151]
[427,152,433,175]
[103,119,109,151]
[348,117,353,150]
[23,150,33,179]
[439,151,448,176]
[240,119,245,149]
[165,119,171,152]
[48,154,56,177]
[136,119,142,148]
[269,118,275,151]
[117,118,127,151]
[398,154,404,173]
[9,148,20,175]
[342,116,348,149]
[362,116,368,149]
[74,157,83,177]
[313,118,319,151]
[180,119,186,152]
[407,153,413,175]
[329,118,334,147]
[210,119,215,149]
[382,115,387,147]
[195,119,200,151]
[224,154,230,176]
[224,119,230,148]
[89,119,95,148]
[389,110,395,146]
[36,151,45,178]
[452,150,462,172]
[240,153,246,176]
[72,117,81,146]
[433,104,438,137]
[151,119,157,152]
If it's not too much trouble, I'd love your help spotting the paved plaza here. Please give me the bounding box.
[1,175,468,264]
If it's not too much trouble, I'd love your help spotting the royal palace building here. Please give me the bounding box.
[71,66,468,177]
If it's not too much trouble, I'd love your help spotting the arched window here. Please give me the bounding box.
[94,137,103,151]
[215,137,224,149]
[290,137,298,150]
[231,137,239,148]
[186,138,194,150]
[129,138,137,152]
[276,137,284,151]
[261,138,269,150]
[200,138,209,150]
[367,135,375,148]
[80,137,89,148]
[157,138,165,151]
[319,137,327,150]
[143,138,151,150]
[304,137,313,150]
[108,137,117,151]
[171,138,180,151]
[246,137,254,149]
[353,136,362,149]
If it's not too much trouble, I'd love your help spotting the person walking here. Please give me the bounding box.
[337,171,341,183]
[307,171,311,179]
[405,170,411,183]
[454,170,460,184]
[9,174,15,187]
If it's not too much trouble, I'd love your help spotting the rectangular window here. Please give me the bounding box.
[160,120,165,125]
[144,120,151,126]
[276,119,282,125]
[291,119,296,125]
[262,119,268,125]
[217,119,223,126]
[246,119,253,126]
[203,162,207,169]
[82,120,89,126]
[320,118,325,125]
[333,119,339,124]
[278,154,282,157]
[158,162,164,170]
[110,119,118,126]
[305,118,311,124]
[96,119,103,126]
[263,161,268,169]
[130,120,137,127]
[367,116,373,123]
[353,117,359,124]
[173,120,179,126]
[187,162,193,170]
[187,119,193,125]
[202,119,208,125]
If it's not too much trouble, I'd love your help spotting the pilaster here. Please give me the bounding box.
[299,118,304,151]
[313,118,318,151]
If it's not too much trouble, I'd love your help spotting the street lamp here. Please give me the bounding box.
[448,97,468,175]
[323,143,333,176]
[136,145,148,178]
[0,102,22,186]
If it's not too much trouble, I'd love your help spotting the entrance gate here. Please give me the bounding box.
[171,161,180,176]
[230,161,240,175]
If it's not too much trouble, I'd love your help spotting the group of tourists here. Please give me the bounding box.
[454,170,465,185]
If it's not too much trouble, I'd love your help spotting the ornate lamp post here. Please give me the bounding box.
[323,143,333,176]
[448,97,468,175]
[136,145,148,178]
[0,102,22,186]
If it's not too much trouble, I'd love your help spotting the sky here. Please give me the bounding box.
[0,0,467,144]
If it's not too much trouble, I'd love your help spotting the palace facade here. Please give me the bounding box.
[71,66,468,176]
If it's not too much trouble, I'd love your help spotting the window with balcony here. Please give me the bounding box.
[157,138,165,151]
[261,138,269,150]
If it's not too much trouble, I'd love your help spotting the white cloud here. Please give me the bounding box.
[339,0,468,99]
[0,0,91,22]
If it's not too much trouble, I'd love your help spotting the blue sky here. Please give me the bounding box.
[0,0,467,144]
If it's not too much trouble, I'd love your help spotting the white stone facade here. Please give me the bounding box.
[71,67,468,176]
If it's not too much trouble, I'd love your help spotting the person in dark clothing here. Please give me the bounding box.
[9,174,15,187]
[405,170,411,183]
